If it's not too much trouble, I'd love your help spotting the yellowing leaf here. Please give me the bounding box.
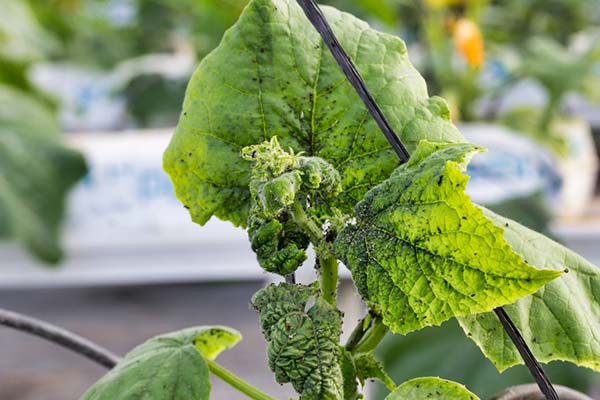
[335,141,560,335]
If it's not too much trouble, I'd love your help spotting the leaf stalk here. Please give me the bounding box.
[206,359,278,400]
[350,316,389,354]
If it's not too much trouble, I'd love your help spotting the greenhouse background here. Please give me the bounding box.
[1,0,600,399]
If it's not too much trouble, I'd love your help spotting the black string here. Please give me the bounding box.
[295,1,559,399]
[494,308,559,400]
[295,0,410,163]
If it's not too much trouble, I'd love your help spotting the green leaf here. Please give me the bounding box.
[375,319,598,400]
[163,0,465,227]
[354,352,395,391]
[248,216,310,275]
[81,326,241,400]
[334,141,561,335]
[385,377,479,400]
[458,209,600,372]
[0,84,86,263]
[251,283,344,399]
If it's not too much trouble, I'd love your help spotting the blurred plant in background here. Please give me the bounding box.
[0,0,87,263]
[499,34,600,154]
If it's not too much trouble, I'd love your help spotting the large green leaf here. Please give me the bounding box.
[251,283,344,399]
[334,141,561,335]
[0,84,86,263]
[376,319,598,400]
[81,326,241,400]
[163,0,465,227]
[458,209,600,372]
[385,377,479,400]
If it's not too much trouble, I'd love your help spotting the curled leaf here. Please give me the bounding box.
[248,215,309,275]
[252,283,344,399]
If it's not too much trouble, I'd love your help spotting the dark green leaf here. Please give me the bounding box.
[252,283,344,399]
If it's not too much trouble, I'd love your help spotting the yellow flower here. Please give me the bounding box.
[453,18,485,68]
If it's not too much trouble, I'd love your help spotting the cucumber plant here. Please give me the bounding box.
[8,0,599,399]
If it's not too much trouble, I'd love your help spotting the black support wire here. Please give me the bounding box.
[294,1,559,399]
[295,0,411,163]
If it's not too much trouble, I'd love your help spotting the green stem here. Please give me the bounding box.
[345,315,369,351]
[290,201,323,244]
[290,201,338,306]
[206,359,278,400]
[351,317,389,354]
[317,250,339,307]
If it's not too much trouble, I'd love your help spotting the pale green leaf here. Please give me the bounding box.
[0,84,86,263]
[334,141,561,335]
[458,209,600,372]
[81,326,241,400]
[163,0,465,227]
[385,377,479,400]
[251,283,344,400]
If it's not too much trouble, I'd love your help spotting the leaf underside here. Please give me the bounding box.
[81,326,241,400]
[163,0,465,227]
[459,209,600,372]
[335,141,560,335]
[0,84,86,263]
[251,283,344,400]
[385,377,479,400]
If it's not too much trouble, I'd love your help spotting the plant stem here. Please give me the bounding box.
[290,201,322,244]
[317,250,339,306]
[290,201,338,306]
[345,315,370,351]
[206,359,278,400]
[0,308,120,369]
[350,316,389,354]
